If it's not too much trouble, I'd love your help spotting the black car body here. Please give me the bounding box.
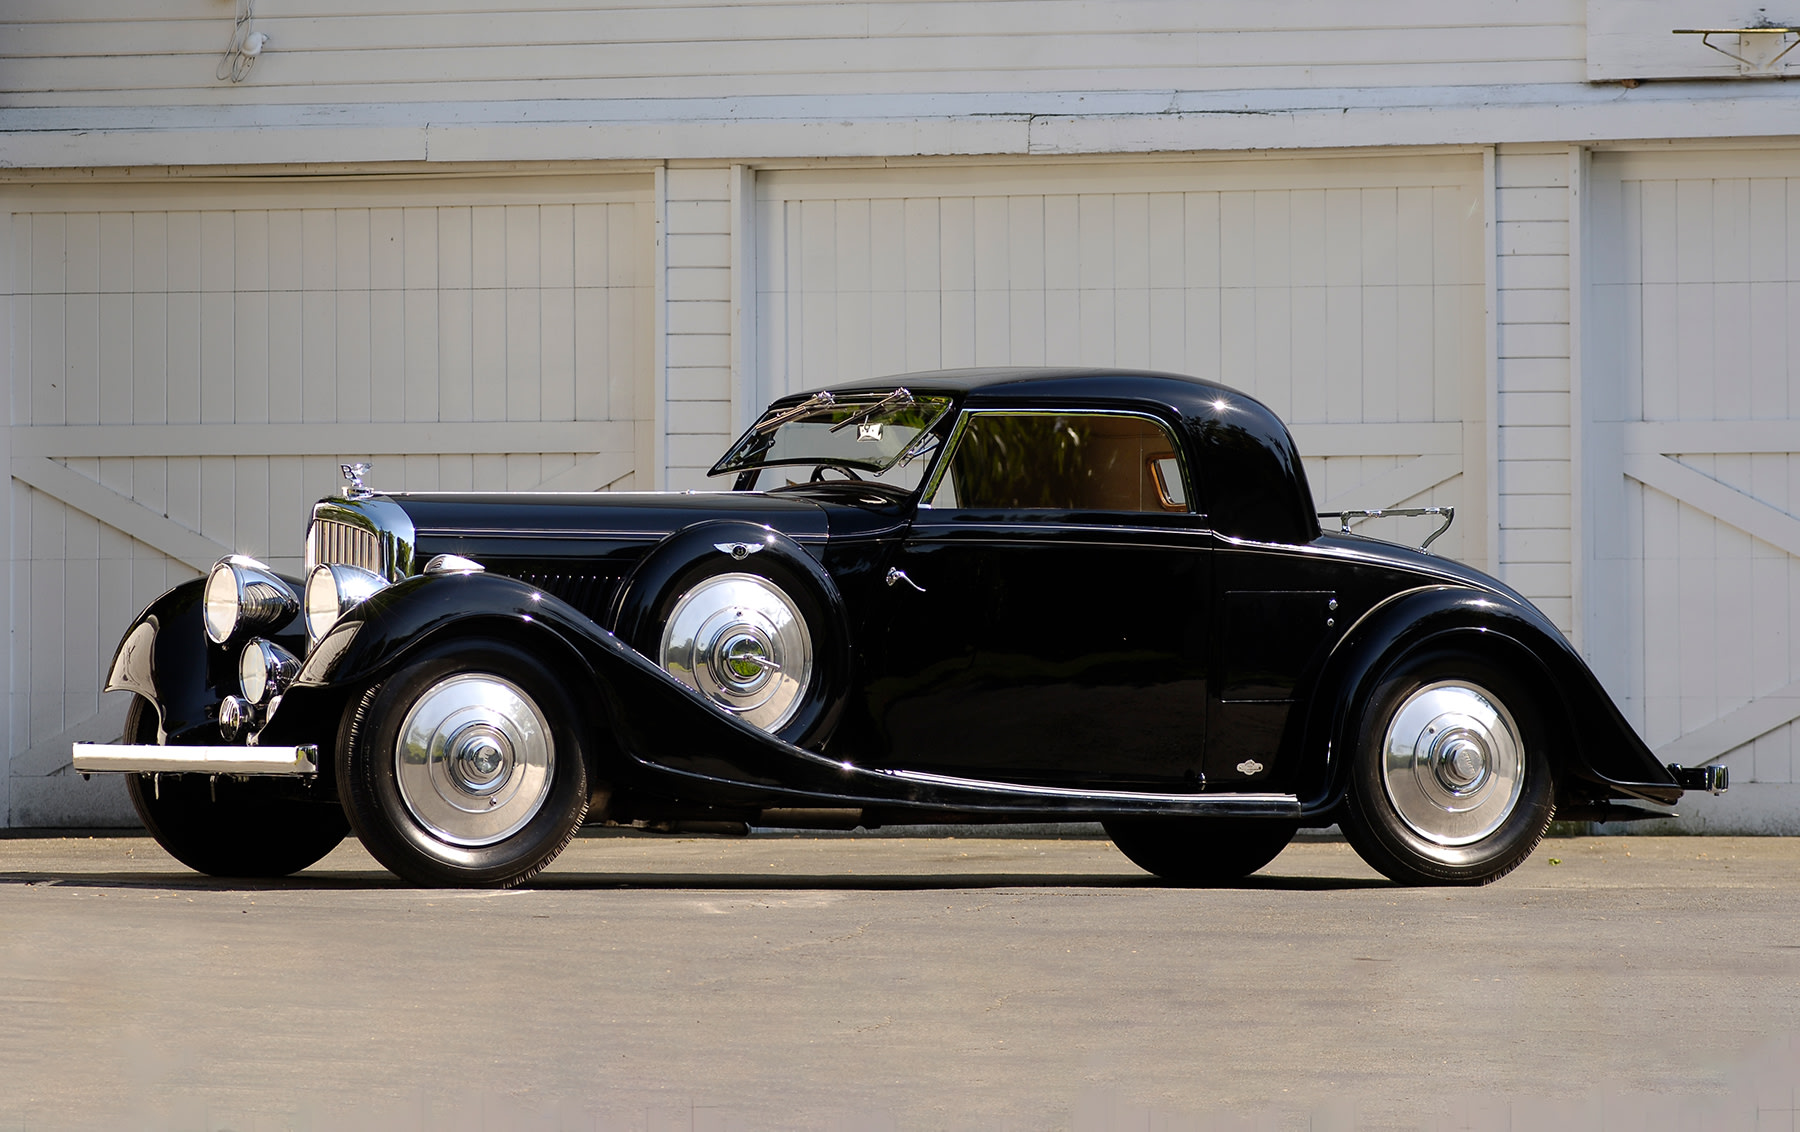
[74,368,1726,886]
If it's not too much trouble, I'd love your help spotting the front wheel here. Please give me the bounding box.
[337,640,590,887]
[1338,650,1555,886]
[124,696,350,878]
[1103,817,1298,885]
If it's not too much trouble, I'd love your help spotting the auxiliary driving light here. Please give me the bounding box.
[239,638,301,705]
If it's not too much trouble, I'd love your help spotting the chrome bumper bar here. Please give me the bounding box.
[1667,762,1729,795]
[71,743,319,777]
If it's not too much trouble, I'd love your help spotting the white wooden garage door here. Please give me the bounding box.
[1588,148,1800,789]
[2,172,653,813]
[754,155,1488,563]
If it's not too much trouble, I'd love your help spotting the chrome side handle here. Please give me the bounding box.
[885,567,926,593]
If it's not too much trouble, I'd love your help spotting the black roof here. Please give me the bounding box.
[799,367,1319,544]
[814,367,1246,415]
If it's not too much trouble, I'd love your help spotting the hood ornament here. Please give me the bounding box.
[340,462,373,499]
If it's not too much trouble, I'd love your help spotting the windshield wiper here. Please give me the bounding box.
[828,388,913,433]
[752,391,836,435]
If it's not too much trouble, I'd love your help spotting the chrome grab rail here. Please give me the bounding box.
[1320,506,1456,553]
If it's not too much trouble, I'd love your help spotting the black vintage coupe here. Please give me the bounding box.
[75,369,1725,887]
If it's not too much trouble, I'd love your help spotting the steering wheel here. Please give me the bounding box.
[809,464,863,482]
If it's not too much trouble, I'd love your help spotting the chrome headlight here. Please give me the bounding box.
[204,556,299,645]
[239,638,301,705]
[304,563,390,645]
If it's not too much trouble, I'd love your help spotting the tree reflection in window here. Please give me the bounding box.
[935,413,1186,513]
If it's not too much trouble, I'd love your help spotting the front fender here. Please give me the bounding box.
[261,570,864,800]
[102,576,306,745]
[1290,586,1681,816]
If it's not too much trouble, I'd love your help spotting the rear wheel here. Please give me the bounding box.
[1104,817,1298,884]
[124,696,349,878]
[1338,649,1555,886]
[337,639,589,887]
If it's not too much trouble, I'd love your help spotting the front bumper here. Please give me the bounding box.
[71,743,319,777]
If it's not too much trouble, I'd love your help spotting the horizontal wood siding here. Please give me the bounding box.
[663,168,735,490]
[1494,145,1573,634]
[757,155,1486,562]
[0,0,1586,108]
[3,175,653,806]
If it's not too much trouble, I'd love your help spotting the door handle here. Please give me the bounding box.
[885,567,926,593]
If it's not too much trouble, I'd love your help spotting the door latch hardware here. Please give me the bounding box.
[885,567,926,593]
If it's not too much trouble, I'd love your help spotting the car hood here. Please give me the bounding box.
[390,490,830,547]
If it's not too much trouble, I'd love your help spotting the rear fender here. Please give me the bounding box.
[1288,586,1681,816]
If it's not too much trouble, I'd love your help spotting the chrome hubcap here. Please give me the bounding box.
[660,572,812,732]
[395,674,554,847]
[1381,680,1524,846]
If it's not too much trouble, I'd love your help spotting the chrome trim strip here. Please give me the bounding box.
[72,742,319,776]
[879,768,1299,811]
[413,527,829,543]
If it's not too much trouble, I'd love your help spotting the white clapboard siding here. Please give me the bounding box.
[663,167,737,489]
[755,155,1487,563]
[0,0,1585,107]
[2,173,653,786]
[1495,146,1574,633]
[1587,148,1800,787]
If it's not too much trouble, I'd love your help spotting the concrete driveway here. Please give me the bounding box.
[1,831,1797,1131]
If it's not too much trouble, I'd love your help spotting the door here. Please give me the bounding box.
[865,408,1210,789]
[1586,148,1800,794]
[2,173,656,821]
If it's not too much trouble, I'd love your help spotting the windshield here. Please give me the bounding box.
[709,390,955,484]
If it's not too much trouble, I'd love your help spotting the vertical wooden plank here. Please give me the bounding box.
[234,212,270,426]
[1112,193,1149,369]
[1042,195,1079,365]
[1182,192,1221,379]
[1146,193,1185,372]
[1218,191,1256,394]
[940,196,975,367]
[29,215,66,427]
[1252,191,1291,411]
[506,288,542,422]
[835,198,873,380]
[1748,179,1788,421]
[369,207,407,424]
[266,211,303,425]
[902,198,940,372]
[66,288,99,427]
[1287,188,1326,423]
[1007,195,1045,366]
[798,198,836,388]
[336,209,372,424]
[574,202,613,422]
[540,284,574,424]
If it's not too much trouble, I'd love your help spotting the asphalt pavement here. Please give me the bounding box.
[2,830,1798,1131]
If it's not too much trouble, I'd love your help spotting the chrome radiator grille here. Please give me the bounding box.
[306,519,384,577]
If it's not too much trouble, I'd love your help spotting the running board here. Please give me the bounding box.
[878,769,1301,816]
[72,742,319,777]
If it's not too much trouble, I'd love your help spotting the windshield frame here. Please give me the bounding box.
[708,390,957,480]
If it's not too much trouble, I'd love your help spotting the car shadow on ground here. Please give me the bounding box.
[0,870,1393,893]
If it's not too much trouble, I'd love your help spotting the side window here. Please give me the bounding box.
[927,413,1190,513]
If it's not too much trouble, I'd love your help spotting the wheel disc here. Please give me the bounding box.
[659,572,813,732]
[1380,680,1525,847]
[394,673,555,847]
